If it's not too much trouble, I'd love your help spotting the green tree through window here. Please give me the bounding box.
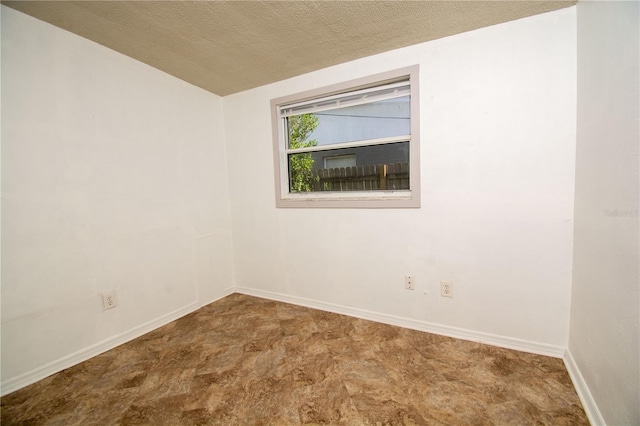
[287,114,319,192]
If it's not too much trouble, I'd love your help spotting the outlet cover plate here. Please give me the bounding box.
[405,276,415,290]
[441,281,453,298]
[102,291,118,310]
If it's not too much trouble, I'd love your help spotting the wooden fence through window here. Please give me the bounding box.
[312,162,409,191]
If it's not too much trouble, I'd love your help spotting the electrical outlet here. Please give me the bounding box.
[405,276,415,290]
[441,281,453,298]
[102,291,118,310]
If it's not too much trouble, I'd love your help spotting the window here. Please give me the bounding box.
[324,155,356,169]
[271,65,420,208]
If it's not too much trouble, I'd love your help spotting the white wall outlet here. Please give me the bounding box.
[405,276,415,290]
[102,291,118,310]
[441,281,453,298]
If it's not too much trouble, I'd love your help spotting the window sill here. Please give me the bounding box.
[276,190,420,209]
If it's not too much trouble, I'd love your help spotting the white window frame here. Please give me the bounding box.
[271,65,420,208]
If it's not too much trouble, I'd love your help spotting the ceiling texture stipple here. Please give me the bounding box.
[2,1,576,96]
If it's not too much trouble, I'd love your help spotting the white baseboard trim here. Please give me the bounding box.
[235,287,565,358]
[2,288,239,396]
[199,286,235,308]
[1,301,201,397]
[1,287,566,397]
[563,349,604,426]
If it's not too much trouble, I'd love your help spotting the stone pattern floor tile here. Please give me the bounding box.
[1,294,588,425]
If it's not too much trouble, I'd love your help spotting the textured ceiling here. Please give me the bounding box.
[3,1,576,96]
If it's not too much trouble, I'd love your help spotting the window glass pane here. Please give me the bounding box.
[287,96,409,149]
[324,155,356,169]
[287,114,320,150]
[288,142,409,193]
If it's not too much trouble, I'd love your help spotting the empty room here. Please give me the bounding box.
[1,1,638,425]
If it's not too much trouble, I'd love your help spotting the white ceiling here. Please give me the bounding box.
[3,1,576,96]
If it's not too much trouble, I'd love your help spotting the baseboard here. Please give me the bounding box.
[564,349,605,426]
[1,301,201,397]
[1,288,240,396]
[199,286,235,308]
[235,287,565,358]
[1,286,567,397]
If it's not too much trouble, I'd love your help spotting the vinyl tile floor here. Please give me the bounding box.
[1,294,588,425]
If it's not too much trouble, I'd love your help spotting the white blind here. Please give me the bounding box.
[280,81,410,118]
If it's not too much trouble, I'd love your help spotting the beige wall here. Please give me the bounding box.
[569,1,640,424]
[1,6,234,393]
[225,8,577,353]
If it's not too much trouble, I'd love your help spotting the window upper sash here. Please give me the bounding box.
[279,81,411,118]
